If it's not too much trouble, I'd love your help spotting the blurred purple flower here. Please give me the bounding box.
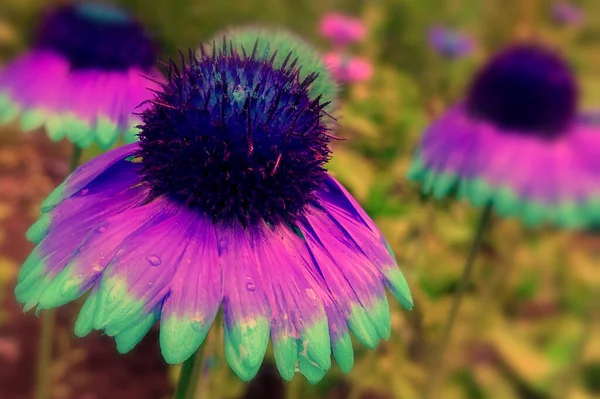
[324,52,373,83]
[552,2,584,25]
[320,13,367,47]
[0,2,163,148]
[408,44,600,228]
[428,26,475,59]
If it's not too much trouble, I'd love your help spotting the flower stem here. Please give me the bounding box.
[173,344,206,399]
[69,145,83,172]
[422,203,493,399]
[286,376,303,399]
[35,144,83,399]
[35,309,55,399]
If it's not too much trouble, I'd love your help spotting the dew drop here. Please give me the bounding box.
[246,282,256,292]
[146,255,162,266]
[80,189,89,196]
[98,225,108,233]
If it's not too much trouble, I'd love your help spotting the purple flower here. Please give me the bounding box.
[0,2,163,149]
[428,26,475,59]
[320,13,367,47]
[552,2,584,25]
[408,44,600,228]
[16,44,412,383]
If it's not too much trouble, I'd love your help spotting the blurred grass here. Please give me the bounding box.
[0,0,599,398]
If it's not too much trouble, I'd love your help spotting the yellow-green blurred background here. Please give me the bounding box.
[0,0,598,398]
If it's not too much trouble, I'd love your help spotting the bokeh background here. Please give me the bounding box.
[0,0,598,398]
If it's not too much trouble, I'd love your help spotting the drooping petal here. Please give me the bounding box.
[160,214,222,364]
[249,223,334,382]
[115,307,161,354]
[0,51,70,126]
[298,210,389,349]
[413,104,600,228]
[33,198,175,313]
[92,202,192,335]
[0,49,161,148]
[316,176,413,309]
[40,143,139,212]
[219,225,271,382]
[16,161,147,310]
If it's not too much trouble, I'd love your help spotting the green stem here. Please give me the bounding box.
[35,144,83,399]
[173,345,206,399]
[286,376,303,399]
[422,204,493,399]
[35,309,55,399]
[69,145,83,172]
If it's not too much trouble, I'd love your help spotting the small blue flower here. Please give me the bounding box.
[428,26,475,59]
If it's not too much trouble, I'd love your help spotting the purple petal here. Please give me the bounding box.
[249,222,334,380]
[159,212,222,364]
[298,208,387,344]
[93,201,192,334]
[420,105,600,204]
[64,67,161,130]
[219,224,271,381]
[42,143,140,212]
[0,51,70,110]
[34,198,176,312]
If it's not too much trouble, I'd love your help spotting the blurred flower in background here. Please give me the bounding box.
[428,26,475,59]
[320,12,372,85]
[408,44,600,228]
[319,12,366,48]
[324,53,372,84]
[208,26,338,113]
[0,2,163,149]
[552,1,585,26]
[16,44,412,384]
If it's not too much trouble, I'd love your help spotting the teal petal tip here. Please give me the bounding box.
[115,310,159,354]
[273,335,298,381]
[299,319,331,371]
[160,314,216,364]
[224,317,270,381]
[383,267,413,310]
[332,332,354,373]
[347,305,379,349]
[25,213,51,245]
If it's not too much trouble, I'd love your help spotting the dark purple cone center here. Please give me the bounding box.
[137,44,333,227]
[35,3,157,71]
[466,45,578,138]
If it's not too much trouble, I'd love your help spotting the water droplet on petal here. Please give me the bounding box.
[98,225,108,233]
[246,282,256,292]
[80,189,89,196]
[146,255,162,266]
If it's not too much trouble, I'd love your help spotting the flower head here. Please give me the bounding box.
[207,26,338,114]
[324,52,373,83]
[428,26,475,59]
[408,44,600,228]
[16,42,412,383]
[552,2,584,26]
[0,2,163,148]
[319,13,367,47]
